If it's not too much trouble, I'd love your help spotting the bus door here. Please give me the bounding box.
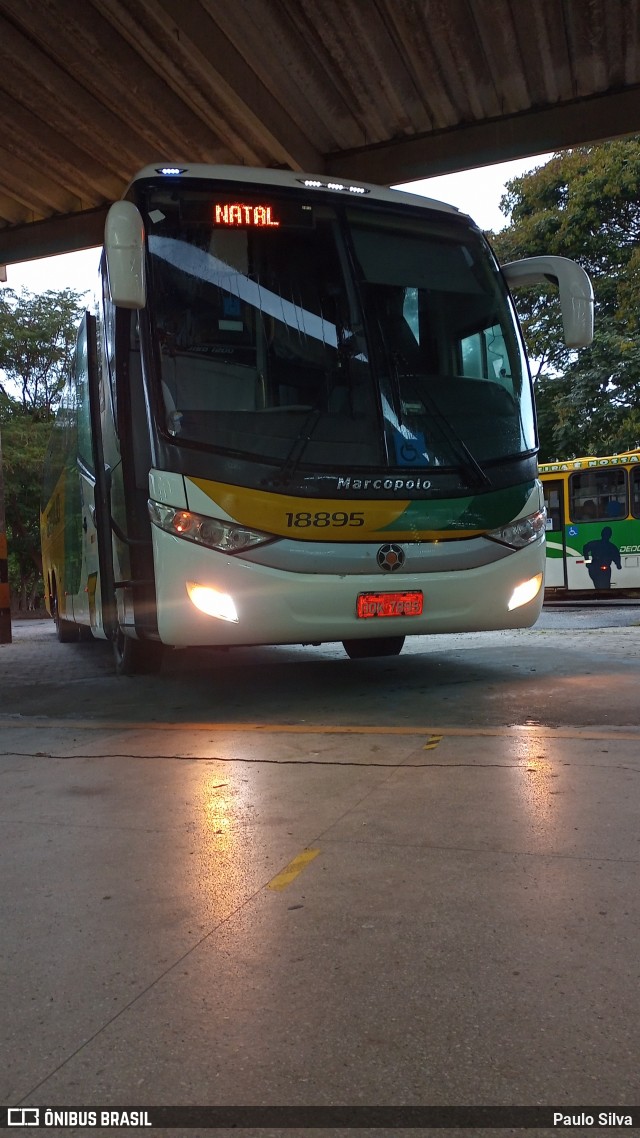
[71,313,100,629]
[542,478,567,589]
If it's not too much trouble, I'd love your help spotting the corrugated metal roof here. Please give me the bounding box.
[0,0,639,261]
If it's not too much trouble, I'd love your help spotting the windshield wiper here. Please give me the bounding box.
[392,360,492,490]
[262,406,323,488]
[262,334,353,487]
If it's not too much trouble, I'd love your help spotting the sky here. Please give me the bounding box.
[0,152,553,297]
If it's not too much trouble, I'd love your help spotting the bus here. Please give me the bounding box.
[540,450,640,598]
[40,164,593,673]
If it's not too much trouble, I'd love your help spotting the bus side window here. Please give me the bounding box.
[544,486,561,530]
[75,324,93,473]
[460,329,483,377]
[459,321,516,397]
[102,262,116,371]
[570,468,628,520]
[632,467,640,518]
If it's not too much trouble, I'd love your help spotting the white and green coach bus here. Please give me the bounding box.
[40,164,593,673]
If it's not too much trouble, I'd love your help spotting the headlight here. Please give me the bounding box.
[186,582,238,622]
[508,573,543,610]
[487,509,546,549]
[148,500,274,553]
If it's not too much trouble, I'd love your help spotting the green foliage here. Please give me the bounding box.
[1,415,53,606]
[490,139,640,461]
[0,287,85,417]
[0,287,85,608]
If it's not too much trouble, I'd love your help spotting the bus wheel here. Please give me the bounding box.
[342,636,405,659]
[113,629,164,676]
[52,593,79,643]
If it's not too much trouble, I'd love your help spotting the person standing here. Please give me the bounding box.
[582,526,622,589]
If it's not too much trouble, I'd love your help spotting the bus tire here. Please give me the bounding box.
[342,636,405,659]
[113,629,164,676]
[52,592,79,643]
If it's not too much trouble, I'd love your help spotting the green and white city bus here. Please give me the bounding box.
[540,450,640,597]
[40,164,593,672]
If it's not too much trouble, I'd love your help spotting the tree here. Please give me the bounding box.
[0,287,86,609]
[490,139,640,461]
[0,287,84,417]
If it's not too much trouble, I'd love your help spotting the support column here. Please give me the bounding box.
[0,426,12,643]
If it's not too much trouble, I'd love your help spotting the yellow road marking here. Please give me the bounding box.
[267,848,321,891]
[1,718,639,742]
[423,734,443,750]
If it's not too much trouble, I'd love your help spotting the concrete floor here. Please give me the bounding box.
[1,614,639,1137]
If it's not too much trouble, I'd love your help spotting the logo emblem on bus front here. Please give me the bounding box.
[377,543,405,572]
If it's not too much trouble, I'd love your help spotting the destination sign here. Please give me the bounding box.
[211,197,313,229]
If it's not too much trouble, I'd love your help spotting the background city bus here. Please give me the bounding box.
[540,450,640,597]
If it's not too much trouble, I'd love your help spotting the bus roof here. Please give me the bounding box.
[126,163,468,223]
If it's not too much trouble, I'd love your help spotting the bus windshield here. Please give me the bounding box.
[143,186,535,474]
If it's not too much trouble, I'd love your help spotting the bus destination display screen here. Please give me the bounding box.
[211,197,314,229]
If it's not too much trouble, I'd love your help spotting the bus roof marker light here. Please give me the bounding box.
[296,177,369,194]
[157,167,186,175]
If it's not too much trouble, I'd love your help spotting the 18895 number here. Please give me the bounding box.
[285,511,365,528]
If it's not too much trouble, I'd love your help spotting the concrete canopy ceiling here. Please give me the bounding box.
[0,0,639,264]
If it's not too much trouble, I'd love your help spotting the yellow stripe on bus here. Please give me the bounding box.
[187,477,483,542]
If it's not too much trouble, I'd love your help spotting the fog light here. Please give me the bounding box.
[508,573,543,611]
[186,582,238,622]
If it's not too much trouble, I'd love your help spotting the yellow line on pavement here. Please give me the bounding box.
[1,718,640,742]
[267,848,321,891]
[423,734,443,750]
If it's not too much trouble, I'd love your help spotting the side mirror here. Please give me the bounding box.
[502,255,594,348]
[104,201,146,309]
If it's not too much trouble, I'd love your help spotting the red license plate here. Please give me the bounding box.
[356,591,423,619]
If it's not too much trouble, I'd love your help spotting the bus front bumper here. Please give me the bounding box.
[151,528,545,648]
